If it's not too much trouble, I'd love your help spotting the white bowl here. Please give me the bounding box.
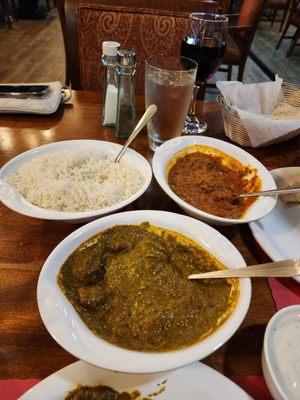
[0,140,152,223]
[262,305,300,400]
[152,136,277,226]
[37,210,251,374]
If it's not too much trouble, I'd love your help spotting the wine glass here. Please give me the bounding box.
[181,13,228,134]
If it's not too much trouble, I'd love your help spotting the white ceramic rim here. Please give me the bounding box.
[37,210,251,373]
[0,140,152,220]
[263,305,300,400]
[152,136,277,224]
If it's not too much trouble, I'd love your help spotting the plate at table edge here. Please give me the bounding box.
[0,140,152,223]
[19,360,251,400]
[249,167,300,284]
[37,210,251,374]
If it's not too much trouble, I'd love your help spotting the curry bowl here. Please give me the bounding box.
[0,140,152,224]
[37,210,251,373]
[152,136,277,226]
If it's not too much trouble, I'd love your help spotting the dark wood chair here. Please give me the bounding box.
[219,0,266,81]
[263,0,292,32]
[46,0,57,11]
[57,0,218,92]
[0,0,15,27]
[276,0,300,56]
[228,0,243,12]
[216,0,232,12]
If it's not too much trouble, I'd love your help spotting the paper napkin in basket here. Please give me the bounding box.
[216,76,300,147]
[0,81,62,114]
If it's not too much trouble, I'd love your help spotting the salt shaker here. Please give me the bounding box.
[102,41,120,127]
[116,50,136,138]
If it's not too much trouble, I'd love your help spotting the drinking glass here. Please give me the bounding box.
[145,55,197,151]
[181,13,228,134]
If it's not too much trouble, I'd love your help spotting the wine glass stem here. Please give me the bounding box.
[183,82,207,134]
[189,85,200,117]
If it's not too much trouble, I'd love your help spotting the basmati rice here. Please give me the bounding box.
[6,149,145,212]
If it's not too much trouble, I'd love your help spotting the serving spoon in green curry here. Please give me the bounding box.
[189,259,300,279]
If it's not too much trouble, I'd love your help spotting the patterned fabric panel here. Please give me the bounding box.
[76,5,188,93]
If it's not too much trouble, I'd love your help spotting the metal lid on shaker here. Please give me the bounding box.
[102,41,120,56]
[117,50,136,66]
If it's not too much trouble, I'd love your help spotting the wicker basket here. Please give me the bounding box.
[217,83,300,147]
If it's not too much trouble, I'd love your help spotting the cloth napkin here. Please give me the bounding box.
[216,76,300,147]
[0,82,62,114]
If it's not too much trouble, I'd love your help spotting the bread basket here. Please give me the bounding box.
[217,82,300,147]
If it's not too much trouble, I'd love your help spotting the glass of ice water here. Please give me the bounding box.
[145,55,197,151]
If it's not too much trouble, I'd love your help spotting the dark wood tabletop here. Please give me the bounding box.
[0,91,299,380]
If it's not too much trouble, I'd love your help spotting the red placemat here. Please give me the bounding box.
[268,277,300,310]
[0,379,39,400]
[230,376,273,400]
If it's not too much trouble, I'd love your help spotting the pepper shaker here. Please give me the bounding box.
[115,50,136,138]
[102,41,120,127]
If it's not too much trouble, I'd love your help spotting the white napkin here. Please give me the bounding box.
[0,81,62,114]
[216,76,300,147]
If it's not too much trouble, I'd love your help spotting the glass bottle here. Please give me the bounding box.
[115,50,136,138]
[102,41,120,127]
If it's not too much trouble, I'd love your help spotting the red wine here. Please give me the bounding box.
[181,37,226,83]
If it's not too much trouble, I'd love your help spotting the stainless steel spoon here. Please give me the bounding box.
[115,104,157,163]
[188,259,300,280]
[238,186,300,199]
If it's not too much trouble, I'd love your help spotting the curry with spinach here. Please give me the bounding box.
[65,384,137,400]
[58,223,239,352]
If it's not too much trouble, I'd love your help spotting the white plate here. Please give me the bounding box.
[0,140,152,223]
[37,210,251,374]
[19,360,251,400]
[152,136,277,226]
[249,167,300,283]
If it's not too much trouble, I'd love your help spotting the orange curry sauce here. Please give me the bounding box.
[168,146,262,219]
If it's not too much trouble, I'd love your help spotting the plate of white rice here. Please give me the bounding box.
[0,140,152,223]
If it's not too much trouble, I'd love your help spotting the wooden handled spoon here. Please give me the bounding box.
[188,259,300,280]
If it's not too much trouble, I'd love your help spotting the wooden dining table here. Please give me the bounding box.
[0,91,299,383]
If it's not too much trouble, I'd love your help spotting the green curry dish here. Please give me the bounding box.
[64,385,134,400]
[58,223,239,352]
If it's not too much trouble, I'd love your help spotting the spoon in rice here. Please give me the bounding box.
[115,104,157,163]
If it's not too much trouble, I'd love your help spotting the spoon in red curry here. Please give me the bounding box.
[237,186,300,199]
[188,259,300,280]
